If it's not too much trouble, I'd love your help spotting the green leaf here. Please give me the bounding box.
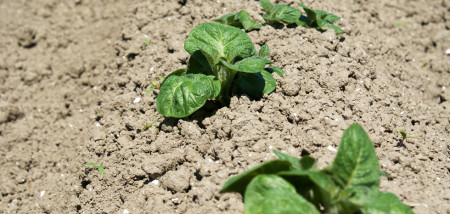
[332,123,380,191]
[156,74,220,118]
[237,10,263,31]
[213,13,237,25]
[265,66,284,77]
[297,3,345,34]
[259,0,274,14]
[220,159,291,196]
[299,156,317,170]
[220,57,272,73]
[245,174,320,214]
[261,0,302,25]
[213,11,262,31]
[83,163,104,174]
[273,150,301,170]
[258,44,270,58]
[236,70,276,97]
[184,23,256,64]
[236,73,264,97]
[316,19,345,34]
[278,170,336,208]
[395,130,407,140]
[187,51,214,76]
[349,188,414,214]
[260,70,276,94]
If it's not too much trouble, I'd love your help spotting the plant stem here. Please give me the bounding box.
[216,66,237,105]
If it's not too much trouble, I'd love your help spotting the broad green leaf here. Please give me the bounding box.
[187,51,213,76]
[332,123,380,191]
[349,188,414,214]
[317,19,345,34]
[156,74,220,118]
[236,73,264,97]
[261,0,302,25]
[236,70,275,97]
[321,12,341,23]
[278,170,336,208]
[265,66,284,77]
[260,70,276,94]
[259,0,273,14]
[245,174,320,214]
[220,57,272,73]
[273,150,301,170]
[237,10,263,31]
[258,44,270,58]
[184,23,256,64]
[220,159,291,196]
[271,5,302,24]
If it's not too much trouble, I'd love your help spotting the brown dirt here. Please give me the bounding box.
[0,0,448,213]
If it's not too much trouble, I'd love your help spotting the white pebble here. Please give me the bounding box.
[151,180,159,185]
[445,49,450,55]
[133,97,141,103]
[123,209,129,214]
[327,145,337,152]
[40,191,45,198]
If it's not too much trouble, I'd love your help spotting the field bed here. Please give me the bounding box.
[0,0,448,213]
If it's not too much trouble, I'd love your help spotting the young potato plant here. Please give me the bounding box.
[260,0,345,34]
[220,124,413,214]
[156,23,284,118]
[213,10,262,31]
[297,3,345,34]
[260,0,302,25]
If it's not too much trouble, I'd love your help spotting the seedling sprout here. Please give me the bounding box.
[146,75,164,95]
[395,130,421,147]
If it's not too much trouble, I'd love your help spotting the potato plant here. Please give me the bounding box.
[220,124,413,213]
[156,23,284,118]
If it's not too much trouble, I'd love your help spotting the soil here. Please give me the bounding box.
[0,0,448,213]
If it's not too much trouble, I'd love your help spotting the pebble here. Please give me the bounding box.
[327,145,337,152]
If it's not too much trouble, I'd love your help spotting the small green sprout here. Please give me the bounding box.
[395,21,410,27]
[139,116,163,133]
[421,62,428,67]
[83,163,104,174]
[143,38,150,46]
[146,75,164,95]
[395,130,421,147]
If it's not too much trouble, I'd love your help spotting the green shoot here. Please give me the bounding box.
[139,116,163,133]
[421,62,428,67]
[146,75,164,95]
[83,163,104,174]
[395,130,421,147]
[143,38,150,46]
